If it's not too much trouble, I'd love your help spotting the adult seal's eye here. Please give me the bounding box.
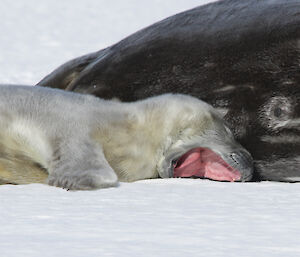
[273,107,282,118]
[259,96,294,130]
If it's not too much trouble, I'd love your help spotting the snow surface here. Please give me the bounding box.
[0,0,300,256]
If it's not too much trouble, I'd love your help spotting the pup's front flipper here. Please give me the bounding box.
[47,138,118,190]
[48,168,118,190]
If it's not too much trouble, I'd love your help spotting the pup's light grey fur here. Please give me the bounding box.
[0,86,251,190]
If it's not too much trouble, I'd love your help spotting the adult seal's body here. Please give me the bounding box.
[0,86,252,190]
[38,0,300,182]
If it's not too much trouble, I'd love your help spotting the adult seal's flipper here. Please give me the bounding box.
[38,50,102,90]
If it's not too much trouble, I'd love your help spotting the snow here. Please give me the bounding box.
[0,1,300,256]
[1,181,300,257]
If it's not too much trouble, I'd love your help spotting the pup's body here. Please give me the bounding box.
[0,86,252,190]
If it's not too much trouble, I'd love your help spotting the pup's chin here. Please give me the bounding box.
[173,148,242,182]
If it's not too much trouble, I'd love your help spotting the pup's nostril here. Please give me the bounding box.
[229,151,253,169]
[230,153,240,164]
[228,150,254,182]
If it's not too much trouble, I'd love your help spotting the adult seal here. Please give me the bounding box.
[0,86,253,190]
[37,0,300,182]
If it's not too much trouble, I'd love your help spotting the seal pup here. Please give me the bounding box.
[37,0,300,182]
[0,85,252,190]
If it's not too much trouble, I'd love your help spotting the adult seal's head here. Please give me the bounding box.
[37,0,300,182]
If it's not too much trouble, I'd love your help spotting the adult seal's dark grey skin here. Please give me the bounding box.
[37,0,300,182]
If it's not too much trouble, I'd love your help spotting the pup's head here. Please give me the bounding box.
[156,94,253,182]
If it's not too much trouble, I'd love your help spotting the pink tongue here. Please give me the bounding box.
[173,148,241,182]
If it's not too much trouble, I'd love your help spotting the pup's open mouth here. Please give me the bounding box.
[173,148,241,182]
